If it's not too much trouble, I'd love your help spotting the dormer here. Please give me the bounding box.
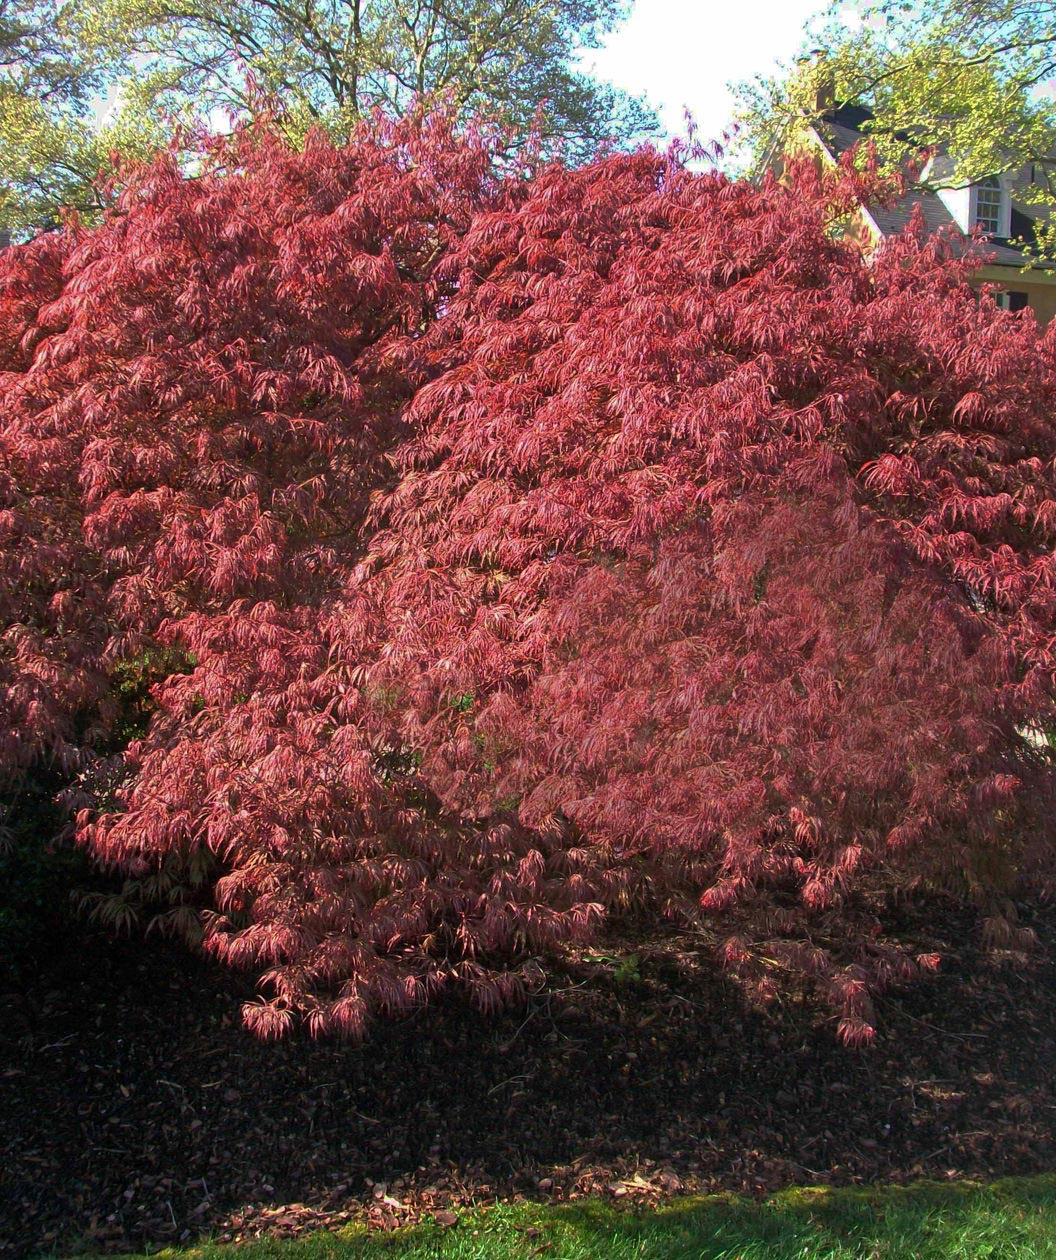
[933,173,1012,239]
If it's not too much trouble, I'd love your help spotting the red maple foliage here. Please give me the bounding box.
[4,115,1056,1044]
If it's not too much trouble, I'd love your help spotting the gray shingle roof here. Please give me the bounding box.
[821,120,870,160]
[868,196,1036,267]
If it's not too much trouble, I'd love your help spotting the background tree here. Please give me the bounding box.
[0,0,655,235]
[735,0,1056,252]
[0,0,169,232]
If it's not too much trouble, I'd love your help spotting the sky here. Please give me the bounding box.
[579,0,832,147]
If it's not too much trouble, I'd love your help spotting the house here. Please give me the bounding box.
[775,97,1056,327]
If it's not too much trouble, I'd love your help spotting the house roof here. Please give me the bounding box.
[813,103,1047,271]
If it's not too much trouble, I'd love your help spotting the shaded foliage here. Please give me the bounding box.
[0,764,101,977]
[3,113,1056,1043]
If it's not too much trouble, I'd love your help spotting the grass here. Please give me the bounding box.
[71,1174,1056,1260]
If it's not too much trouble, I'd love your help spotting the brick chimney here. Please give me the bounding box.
[796,49,836,116]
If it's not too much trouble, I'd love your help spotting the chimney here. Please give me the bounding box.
[797,49,836,116]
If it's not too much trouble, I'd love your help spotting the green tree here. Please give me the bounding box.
[735,0,1056,251]
[0,0,167,231]
[1,0,654,234]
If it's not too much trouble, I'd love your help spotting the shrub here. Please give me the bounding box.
[3,114,1056,1043]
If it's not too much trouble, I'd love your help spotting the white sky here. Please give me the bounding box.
[580,0,831,147]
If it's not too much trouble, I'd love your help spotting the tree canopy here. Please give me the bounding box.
[735,0,1056,251]
[0,0,162,229]
[4,115,1056,1044]
[0,0,654,233]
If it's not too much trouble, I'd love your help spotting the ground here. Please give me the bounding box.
[2,899,1056,1257]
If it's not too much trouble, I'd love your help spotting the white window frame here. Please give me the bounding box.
[972,176,1009,237]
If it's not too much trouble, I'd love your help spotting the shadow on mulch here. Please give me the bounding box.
[2,899,1055,1257]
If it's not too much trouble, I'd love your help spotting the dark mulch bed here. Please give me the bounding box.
[3,899,1056,1257]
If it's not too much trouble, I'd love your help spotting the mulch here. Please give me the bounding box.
[2,898,1056,1257]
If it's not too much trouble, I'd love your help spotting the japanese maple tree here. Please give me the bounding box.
[3,114,1056,1044]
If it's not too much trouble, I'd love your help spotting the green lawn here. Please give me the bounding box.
[80,1175,1056,1260]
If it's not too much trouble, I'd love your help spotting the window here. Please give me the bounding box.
[974,176,1003,235]
[996,290,1030,312]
